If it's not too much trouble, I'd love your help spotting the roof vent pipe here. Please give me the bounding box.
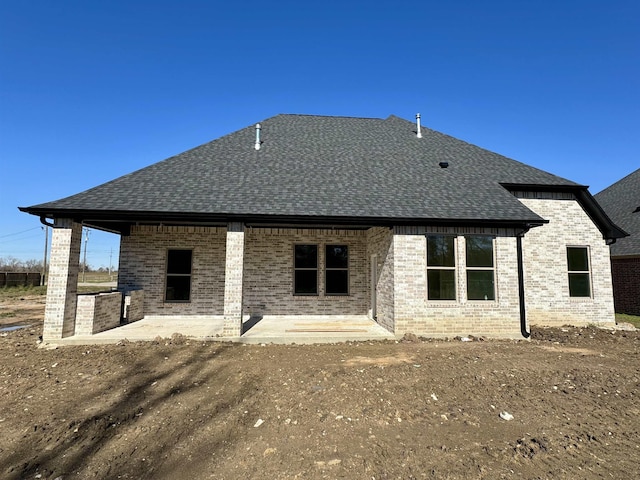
[416,113,422,138]
[254,123,261,150]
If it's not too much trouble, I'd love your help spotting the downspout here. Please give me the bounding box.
[516,234,530,338]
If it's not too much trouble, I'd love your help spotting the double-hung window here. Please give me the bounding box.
[567,247,591,297]
[325,245,349,295]
[165,249,192,302]
[466,236,495,300]
[293,244,349,295]
[294,245,318,295]
[426,235,456,300]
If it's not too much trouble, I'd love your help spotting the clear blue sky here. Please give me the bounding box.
[1,0,638,269]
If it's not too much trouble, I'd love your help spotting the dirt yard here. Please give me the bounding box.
[1,293,639,479]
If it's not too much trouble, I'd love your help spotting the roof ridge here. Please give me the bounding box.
[271,113,385,120]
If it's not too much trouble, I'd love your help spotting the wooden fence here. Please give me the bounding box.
[0,272,42,287]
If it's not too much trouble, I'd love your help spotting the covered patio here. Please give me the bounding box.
[52,314,395,345]
[34,217,395,344]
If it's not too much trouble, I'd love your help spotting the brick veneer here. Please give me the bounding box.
[366,227,394,332]
[119,225,371,328]
[119,225,372,332]
[124,289,145,322]
[516,193,615,326]
[99,195,617,340]
[243,228,368,316]
[222,222,245,336]
[43,219,82,340]
[391,226,522,338]
[611,257,640,315]
[118,225,227,316]
[75,292,122,335]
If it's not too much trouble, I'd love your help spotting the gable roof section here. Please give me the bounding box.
[20,114,622,239]
[595,168,640,256]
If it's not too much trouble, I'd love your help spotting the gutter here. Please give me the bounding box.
[19,207,547,232]
[39,216,55,228]
[574,188,628,244]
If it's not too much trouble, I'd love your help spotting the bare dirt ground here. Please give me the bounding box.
[1,294,639,479]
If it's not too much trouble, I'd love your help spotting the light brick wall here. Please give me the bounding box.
[611,257,640,315]
[243,228,368,316]
[75,292,122,335]
[222,222,245,337]
[391,226,522,338]
[118,226,226,315]
[517,193,615,326]
[366,227,394,332]
[43,219,82,340]
[114,203,614,338]
[119,226,370,327]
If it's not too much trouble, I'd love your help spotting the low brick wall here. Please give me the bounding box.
[75,292,122,335]
[124,290,144,322]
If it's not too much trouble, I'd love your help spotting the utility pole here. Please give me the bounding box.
[41,225,49,286]
[82,228,90,283]
[109,247,113,280]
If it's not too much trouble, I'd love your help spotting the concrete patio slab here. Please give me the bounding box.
[62,315,225,345]
[240,315,395,344]
[48,315,395,345]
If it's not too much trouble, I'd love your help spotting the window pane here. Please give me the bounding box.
[427,236,455,267]
[466,237,494,267]
[326,245,348,268]
[326,270,348,295]
[467,270,495,300]
[295,270,318,294]
[295,245,318,269]
[167,250,192,274]
[166,276,191,301]
[427,269,456,300]
[569,273,591,297]
[567,247,589,271]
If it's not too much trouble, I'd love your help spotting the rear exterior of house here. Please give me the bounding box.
[23,114,625,342]
[595,169,640,315]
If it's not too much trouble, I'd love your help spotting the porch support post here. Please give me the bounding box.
[222,222,245,337]
[43,219,82,340]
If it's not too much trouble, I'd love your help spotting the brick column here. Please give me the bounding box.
[222,222,245,337]
[43,219,82,340]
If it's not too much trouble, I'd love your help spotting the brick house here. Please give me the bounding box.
[20,114,626,341]
[595,169,640,315]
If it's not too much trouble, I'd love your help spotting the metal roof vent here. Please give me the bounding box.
[439,161,449,168]
[254,123,261,150]
[416,113,422,138]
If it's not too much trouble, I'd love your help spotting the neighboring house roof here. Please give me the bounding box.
[21,114,625,239]
[595,168,640,256]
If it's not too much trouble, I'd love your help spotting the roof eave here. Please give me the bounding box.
[19,206,546,235]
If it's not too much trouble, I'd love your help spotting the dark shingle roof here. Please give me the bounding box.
[595,168,640,256]
[24,114,622,239]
